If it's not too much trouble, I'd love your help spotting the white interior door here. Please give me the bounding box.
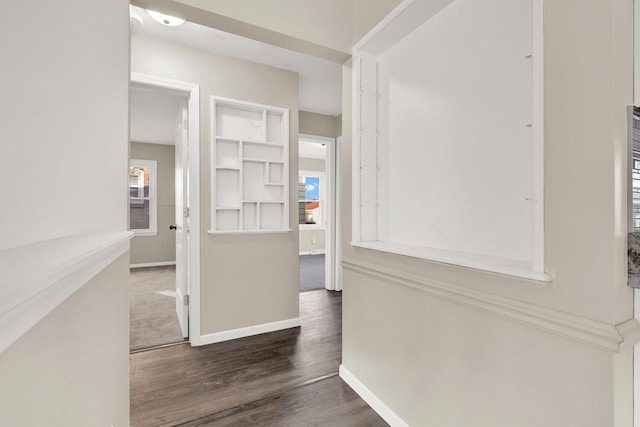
[175,103,189,338]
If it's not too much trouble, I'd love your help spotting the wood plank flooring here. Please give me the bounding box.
[130,290,387,427]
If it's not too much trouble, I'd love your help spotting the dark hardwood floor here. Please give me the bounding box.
[130,290,388,427]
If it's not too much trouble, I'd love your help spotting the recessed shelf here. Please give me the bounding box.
[242,158,284,164]
[242,200,285,204]
[242,158,268,163]
[211,96,289,233]
[352,0,546,280]
[243,140,283,147]
[215,136,241,142]
[208,229,292,235]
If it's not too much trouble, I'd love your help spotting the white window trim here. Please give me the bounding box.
[129,159,158,236]
[299,170,326,230]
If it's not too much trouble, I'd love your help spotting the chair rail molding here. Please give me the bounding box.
[342,258,640,352]
[0,231,133,353]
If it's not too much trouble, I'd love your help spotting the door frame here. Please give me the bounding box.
[299,133,341,291]
[131,72,201,343]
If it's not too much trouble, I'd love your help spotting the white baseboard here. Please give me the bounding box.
[130,261,176,269]
[196,317,301,346]
[339,365,410,427]
[299,250,326,256]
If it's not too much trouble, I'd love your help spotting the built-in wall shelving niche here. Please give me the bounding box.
[210,96,290,234]
[352,0,550,282]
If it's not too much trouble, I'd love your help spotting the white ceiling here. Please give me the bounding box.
[130,84,186,145]
[130,6,342,117]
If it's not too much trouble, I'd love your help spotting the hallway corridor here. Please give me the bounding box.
[130,290,387,426]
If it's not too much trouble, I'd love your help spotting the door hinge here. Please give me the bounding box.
[184,294,189,306]
[183,119,188,129]
[184,207,190,218]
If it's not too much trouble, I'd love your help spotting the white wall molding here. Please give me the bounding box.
[0,231,133,353]
[342,258,640,353]
[195,317,301,346]
[299,250,326,256]
[130,261,176,269]
[339,365,410,427]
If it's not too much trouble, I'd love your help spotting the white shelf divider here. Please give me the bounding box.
[211,96,289,234]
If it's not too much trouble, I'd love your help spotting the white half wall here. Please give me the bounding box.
[0,0,130,251]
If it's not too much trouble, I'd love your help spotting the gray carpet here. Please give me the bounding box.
[299,254,325,292]
[130,266,185,351]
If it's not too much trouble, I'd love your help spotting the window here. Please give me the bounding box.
[298,172,324,227]
[129,159,157,236]
[633,154,640,230]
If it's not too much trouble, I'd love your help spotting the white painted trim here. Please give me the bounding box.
[299,133,334,144]
[299,250,326,256]
[339,365,410,427]
[0,231,133,353]
[352,0,415,53]
[208,229,292,235]
[132,230,158,237]
[298,133,339,291]
[130,261,176,269]
[131,73,201,346]
[342,258,640,352]
[352,241,552,283]
[299,169,326,228]
[531,0,545,273]
[299,224,325,230]
[334,136,343,291]
[129,158,158,235]
[197,317,301,346]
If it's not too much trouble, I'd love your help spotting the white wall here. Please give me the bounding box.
[132,0,351,62]
[132,34,300,336]
[0,254,130,427]
[173,0,353,54]
[0,1,130,425]
[377,0,533,262]
[0,0,129,251]
[342,0,636,425]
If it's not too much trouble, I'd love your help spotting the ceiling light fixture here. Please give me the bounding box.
[146,9,186,27]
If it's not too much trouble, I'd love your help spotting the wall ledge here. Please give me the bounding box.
[0,231,133,353]
[342,257,640,353]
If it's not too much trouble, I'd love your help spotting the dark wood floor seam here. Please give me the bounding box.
[129,340,189,354]
[174,372,340,427]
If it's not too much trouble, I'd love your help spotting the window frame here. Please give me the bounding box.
[129,159,158,236]
[298,170,326,229]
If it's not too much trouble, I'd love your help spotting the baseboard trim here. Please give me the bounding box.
[130,261,176,269]
[299,250,326,256]
[342,257,640,353]
[196,317,302,346]
[339,365,409,427]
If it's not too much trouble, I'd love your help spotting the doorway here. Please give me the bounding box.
[129,73,200,351]
[298,134,341,292]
